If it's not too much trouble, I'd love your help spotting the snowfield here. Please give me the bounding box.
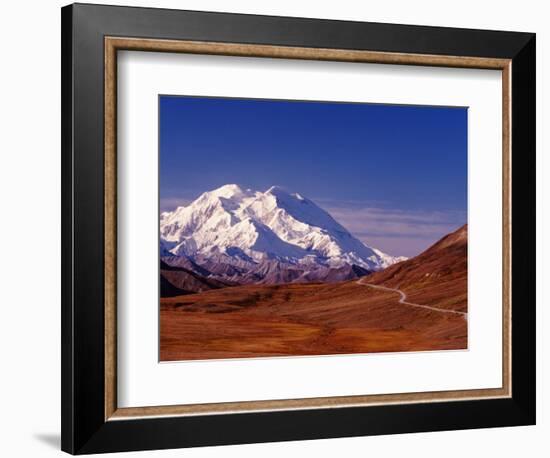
[160,184,406,271]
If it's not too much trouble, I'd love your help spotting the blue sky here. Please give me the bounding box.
[160,96,467,257]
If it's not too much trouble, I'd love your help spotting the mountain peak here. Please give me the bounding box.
[161,184,404,270]
[265,185,307,203]
[209,183,247,198]
[265,185,289,195]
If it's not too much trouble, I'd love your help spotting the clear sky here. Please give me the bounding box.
[160,95,467,257]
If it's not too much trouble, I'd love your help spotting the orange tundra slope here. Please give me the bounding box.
[160,225,468,361]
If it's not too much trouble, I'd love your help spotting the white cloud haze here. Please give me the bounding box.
[322,203,466,257]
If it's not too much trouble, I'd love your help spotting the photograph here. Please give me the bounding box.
[53,2,538,454]
[159,96,468,361]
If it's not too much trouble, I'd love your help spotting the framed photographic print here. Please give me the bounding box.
[61,3,536,454]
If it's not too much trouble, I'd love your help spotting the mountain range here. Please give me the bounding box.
[160,184,406,294]
[160,223,468,360]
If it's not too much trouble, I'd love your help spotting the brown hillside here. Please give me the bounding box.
[160,260,232,296]
[160,225,468,361]
[368,225,467,313]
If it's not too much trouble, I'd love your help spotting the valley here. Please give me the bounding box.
[160,225,468,361]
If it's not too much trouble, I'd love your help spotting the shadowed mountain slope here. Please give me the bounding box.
[368,224,467,312]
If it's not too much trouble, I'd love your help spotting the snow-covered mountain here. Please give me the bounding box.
[160,184,405,271]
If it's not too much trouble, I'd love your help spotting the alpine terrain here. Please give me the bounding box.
[159,186,468,361]
[160,184,405,293]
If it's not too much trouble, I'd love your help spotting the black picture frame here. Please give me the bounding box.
[61,3,535,454]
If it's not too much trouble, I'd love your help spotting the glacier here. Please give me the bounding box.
[160,184,405,272]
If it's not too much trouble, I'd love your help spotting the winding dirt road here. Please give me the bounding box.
[356,278,467,319]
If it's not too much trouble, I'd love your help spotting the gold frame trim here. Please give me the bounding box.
[104,37,512,421]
